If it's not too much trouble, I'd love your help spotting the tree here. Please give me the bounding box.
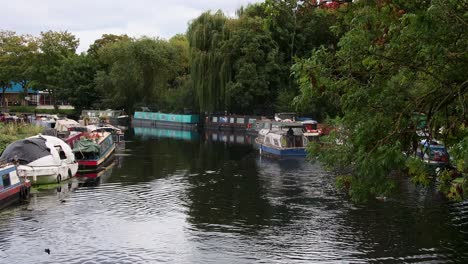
[0,31,38,109]
[57,54,100,112]
[87,34,131,58]
[222,15,281,114]
[294,0,467,202]
[31,30,79,107]
[95,37,179,112]
[187,11,231,113]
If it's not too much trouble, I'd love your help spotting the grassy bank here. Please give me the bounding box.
[7,106,76,116]
[0,123,44,152]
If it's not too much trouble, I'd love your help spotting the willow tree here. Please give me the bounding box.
[187,11,231,113]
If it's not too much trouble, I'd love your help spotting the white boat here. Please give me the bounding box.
[0,135,78,184]
[256,125,309,158]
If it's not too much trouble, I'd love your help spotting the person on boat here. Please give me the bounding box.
[287,128,294,147]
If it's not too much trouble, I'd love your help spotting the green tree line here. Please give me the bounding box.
[1,0,466,201]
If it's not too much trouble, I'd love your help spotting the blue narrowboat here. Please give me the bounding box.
[0,162,31,209]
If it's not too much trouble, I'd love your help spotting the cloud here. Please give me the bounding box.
[2,0,263,52]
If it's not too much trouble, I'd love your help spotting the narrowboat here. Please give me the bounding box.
[0,135,78,184]
[205,114,262,132]
[133,111,200,130]
[255,124,309,158]
[72,132,115,171]
[80,109,125,125]
[0,162,31,208]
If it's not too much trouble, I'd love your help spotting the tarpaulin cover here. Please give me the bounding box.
[0,137,51,165]
[73,139,100,153]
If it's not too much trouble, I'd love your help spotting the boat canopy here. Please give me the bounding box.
[0,137,51,165]
[73,139,101,153]
[55,119,80,132]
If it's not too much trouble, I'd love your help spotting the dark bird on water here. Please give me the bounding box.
[44,248,50,254]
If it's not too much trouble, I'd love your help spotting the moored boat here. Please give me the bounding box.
[72,132,115,171]
[0,135,78,184]
[133,111,200,130]
[255,124,309,158]
[0,162,31,208]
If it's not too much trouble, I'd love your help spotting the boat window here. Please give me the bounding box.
[212,117,218,122]
[55,146,67,160]
[265,137,271,144]
[237,118,244,124]
[230,118,235,123]
[2,174,11,188]
[273,139,279,146]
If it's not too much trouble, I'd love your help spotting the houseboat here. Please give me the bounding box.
[255,123,309,158]
[72,131,115,171]
[205,114,262,132]
[0,162,31,208]
[133,111,200,130]
[0,135,78,184]
[80,109,126,126]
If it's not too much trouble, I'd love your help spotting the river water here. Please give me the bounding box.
[0,128,467,263]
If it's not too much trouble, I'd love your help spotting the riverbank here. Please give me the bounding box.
[0,123,44,152]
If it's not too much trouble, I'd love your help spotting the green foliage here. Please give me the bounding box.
[95,37,186,112]
[294,0,468,202]
[30,30,79,105]
[335,175,352,192]
[406,157,430,186]
[0,123,44,152]
[57,54,101,112]
[187,11,231,113]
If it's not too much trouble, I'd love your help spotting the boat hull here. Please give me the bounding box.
[0,183,30,209]
[77,144,115,171]
[258,143,307,157]
[20,163,79,185]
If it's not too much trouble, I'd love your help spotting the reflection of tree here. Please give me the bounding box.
[186,141,274,233]
[109,138,199,184]
[341,180,468,261]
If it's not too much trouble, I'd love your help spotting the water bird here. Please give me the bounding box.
[44,248,50,254]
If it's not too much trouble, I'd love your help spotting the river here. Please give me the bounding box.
[0,128,467,263]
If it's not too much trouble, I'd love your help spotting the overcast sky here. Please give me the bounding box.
[2,0,263,52]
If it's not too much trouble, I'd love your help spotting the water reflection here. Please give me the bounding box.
[133,126,199,141]
[204,131,256,146]
[0,133,467,263]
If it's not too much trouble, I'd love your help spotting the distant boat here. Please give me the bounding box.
[133,111,200,130]
[255,124,309,158]
[416,140,450,166]
[72,132,115,171]
[0,162,31,209]
[0,135,78,184]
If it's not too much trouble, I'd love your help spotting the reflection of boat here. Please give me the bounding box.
[0,162,31,208]
[75,162,115,186]
[0,135,78,184]
[204,131,255,145]
[133,111,200,130]
[255,124,309,158]
[72,132,115,171]
[133,126,199,141]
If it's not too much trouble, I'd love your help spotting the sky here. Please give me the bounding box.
[2,0,263,52]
